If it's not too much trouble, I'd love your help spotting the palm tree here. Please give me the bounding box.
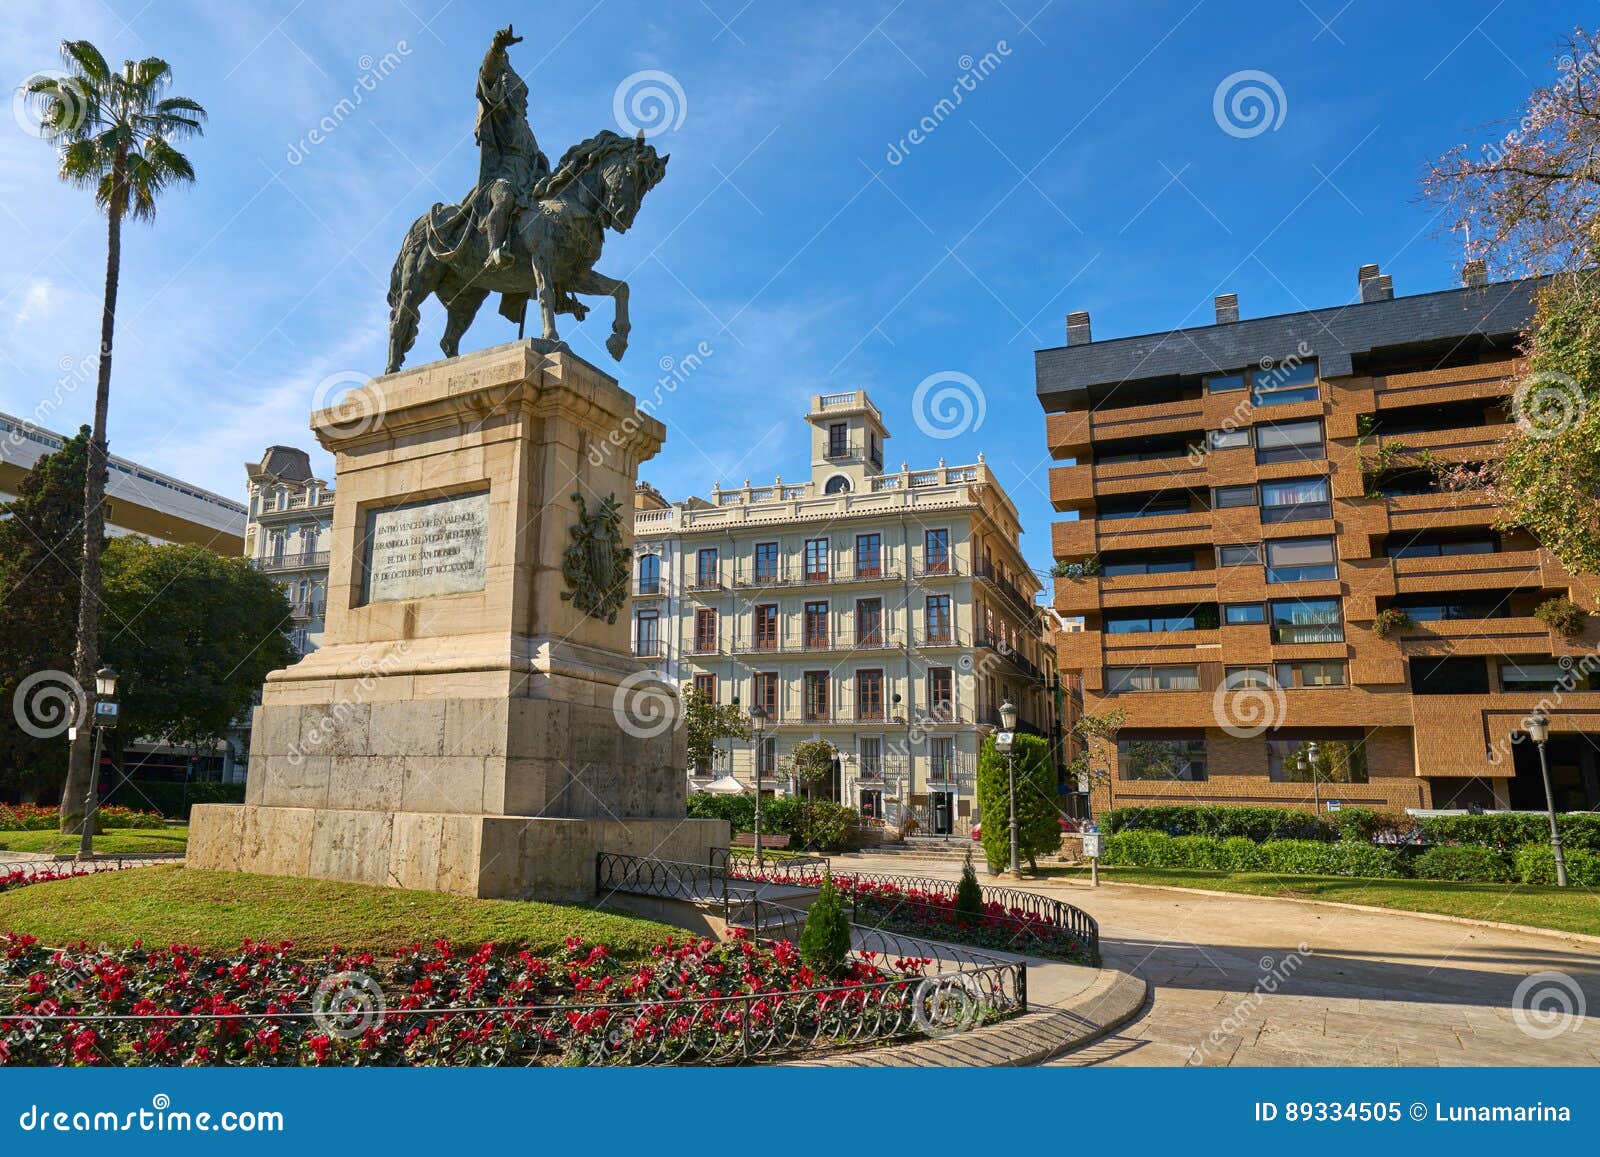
[26,41,205,833]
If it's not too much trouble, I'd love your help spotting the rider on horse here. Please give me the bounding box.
[476,25,551,271]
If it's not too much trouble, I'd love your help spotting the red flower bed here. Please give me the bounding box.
[0,931,946,1067]
[0,804,165,831]
[0,866,111,895]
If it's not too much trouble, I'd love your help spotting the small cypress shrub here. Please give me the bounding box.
[799,870,853,975]
[955,853,985,924]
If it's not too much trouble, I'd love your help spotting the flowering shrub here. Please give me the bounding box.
[0,804,166,832]
[0,930,963,1067]
[0,867,109,895]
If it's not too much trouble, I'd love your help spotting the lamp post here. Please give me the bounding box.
[78,665,119,861]
[749,705,767,874]
[1526,710,1569,887]
[1305,740,1322,814]
[999,699,1020,877]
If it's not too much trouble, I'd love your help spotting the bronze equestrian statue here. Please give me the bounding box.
[385,25,669,374]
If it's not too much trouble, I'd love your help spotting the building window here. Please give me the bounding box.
[1265,537,1337,582]
[695,547,719,588]
[925,594,953,643]
[1205,372,1246,393]
[1269,598,1343,644]
[1100,550,1195,576]
[1390,596,1504,622]
[753,541,779,582]
[1105,607,1213,634]
[1224,603,1265,625]
[804,671,830,720]
[924,528,951,574]
[929,736,955,781]
[1255,419,1324,464]
[1218,543,1261,567]
[1207,427,1251,450]
[757,736,778,776]
[805,538,829,581]
[1273,661,1344,688]
[803,601,830,649]
[1106,665,1201,692]
[1099,494,1191,520]
[869,431,883,470]
[927,667,954,720]
[1268,737,1368,782]
[1384,535,1496,559]
[692,673,717,700]
[828,422,848,459]
[855,533,882,578]
[1224,666,1275,688]
[637,553,660,595]
[753,604,778,650]
[1213,484,1256,509]
[694,608,718,653]
[752,671,778,717]
[1252,360,1319,406]
[1118,735,1207,781]
[1260,478,1331,522]
[856,597,884,645]
[1501,661,1596,693]
[1410,657,1490,695]
[824,474,852,494]
[856,669,884,721]
[635,610,659,655]
[859,736,883,779]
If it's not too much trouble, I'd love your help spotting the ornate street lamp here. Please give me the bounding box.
[1305,740,1322,814]
[749,705,768,874]
[78,665,119,861]
[1527,710,1569,887]
[999,699,1020,876]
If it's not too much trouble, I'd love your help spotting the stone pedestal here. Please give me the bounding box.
[188,342,725,900]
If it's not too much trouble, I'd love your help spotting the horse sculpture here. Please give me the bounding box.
[385,129,668,375]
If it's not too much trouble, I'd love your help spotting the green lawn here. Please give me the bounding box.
[1043,865,1600,936]
[0,865,685,957]
[0,826,189,855]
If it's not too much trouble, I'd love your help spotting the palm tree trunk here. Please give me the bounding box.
[59,170,123,834]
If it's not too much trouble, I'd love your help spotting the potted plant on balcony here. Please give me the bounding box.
[1372,608,1414,639]
[1535,596,1588,638]
[1050,556,1100,579]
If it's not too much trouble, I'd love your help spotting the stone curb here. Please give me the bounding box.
[787,967,1149,1068]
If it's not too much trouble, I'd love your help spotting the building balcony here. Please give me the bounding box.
[1370,364,1517,409]
[1393,616,1556,657]
[1385,490,1501,533]
[973,559,1039,616]
[252,551,329,572]
[1391,549,1547,594]
[686,576,724,594]
[1052,519,1094,559]
[1374,422,1512,465]
[732,563,906,590]
[1045,409,1091,459]
[1095,510,1214,552]
[974,631,1043,680]
[911,629,969,649]
[632,639,666,658]
[765,708,910,727]
[1097,569,1217,607]
[1088,397,1206,441]
[731,634,906,656]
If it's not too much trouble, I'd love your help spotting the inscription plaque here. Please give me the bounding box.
[363,490,490,603]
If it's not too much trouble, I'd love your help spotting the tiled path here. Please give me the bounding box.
[836,853,1600,1067]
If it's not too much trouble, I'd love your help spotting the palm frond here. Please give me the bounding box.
[60,40,110,83]
[141,135,196,185]
[125,56,174,104]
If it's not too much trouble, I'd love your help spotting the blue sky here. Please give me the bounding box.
[0,0,1582,579]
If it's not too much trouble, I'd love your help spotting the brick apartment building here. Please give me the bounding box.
[1040,265,1600,815]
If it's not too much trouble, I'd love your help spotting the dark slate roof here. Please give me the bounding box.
[1034,277,1545,407]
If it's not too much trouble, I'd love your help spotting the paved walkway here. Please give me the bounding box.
[835,852,1600,1067]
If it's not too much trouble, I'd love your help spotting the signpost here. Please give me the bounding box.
[1082,824,1102,887]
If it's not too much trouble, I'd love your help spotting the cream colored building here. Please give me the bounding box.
[243,446,334,657]
[633,390,1057,835]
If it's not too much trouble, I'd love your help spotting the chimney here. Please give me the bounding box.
[1462,259,1488,288]
[1358,264,1393,303]
[1066,311,1092,346]
[1214,293,1239,324]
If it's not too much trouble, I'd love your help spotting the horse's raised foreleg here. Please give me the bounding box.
[571,268,630,361]
[532,263,560,343]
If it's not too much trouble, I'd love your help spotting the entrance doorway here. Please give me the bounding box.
[860,789,882,819]
[931,790,954,835]
[1509,734,1600,812]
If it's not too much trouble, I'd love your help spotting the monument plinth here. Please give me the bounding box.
[188,342,726,899]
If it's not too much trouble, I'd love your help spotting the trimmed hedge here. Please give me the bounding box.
[1104,804,1412,844]
[1103,830,1403,877]
[1514,844,1600,886]
[1420,812,1600,852]
[1411,844,1514,883]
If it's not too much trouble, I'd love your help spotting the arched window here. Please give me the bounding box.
[638,553,660,595]
[824,474,851,495]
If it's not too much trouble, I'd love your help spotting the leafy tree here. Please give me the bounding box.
[1065,708,1126,814]
[99,538,295,760]
[975,732,1057,873]
[0,430,89,801]
[954,852,984,924]
[681,687,749,774]
[786,737,837,799]
[27,40,206,831]
[798,869,852,976]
